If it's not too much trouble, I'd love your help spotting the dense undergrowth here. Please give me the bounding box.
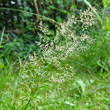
[1,61,110,109]
[1,0,110,109]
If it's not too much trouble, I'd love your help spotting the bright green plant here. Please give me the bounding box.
[103,0,110,30]
[103,0,110,6]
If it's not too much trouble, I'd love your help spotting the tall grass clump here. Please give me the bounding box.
[1,4,110,110]
[22,8,110,96]
[11,8,101,109]
[23,7,98,76]
[35,6,110,74]
[35,7,98,73]
[8,8,97,109]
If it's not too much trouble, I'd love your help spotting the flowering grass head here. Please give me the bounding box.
[35,8,97,59]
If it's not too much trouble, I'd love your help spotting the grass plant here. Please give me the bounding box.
[1,2,110,110]
[1,61,110,109]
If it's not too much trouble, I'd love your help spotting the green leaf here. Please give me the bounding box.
[56,16,63,23]
[0,46,3,48]
[0,63,5,68]
[48,5,56,10]
[72,4,77,9]
[77,79,86,94]
[103,0,110,6]
[43,10,49,14]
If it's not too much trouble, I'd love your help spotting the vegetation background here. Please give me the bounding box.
[0,0,110,109]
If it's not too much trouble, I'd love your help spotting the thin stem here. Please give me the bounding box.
[0,27,5,46]
[0,7,60,26]
[33,0,40,20]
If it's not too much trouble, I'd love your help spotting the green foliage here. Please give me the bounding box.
[1,59,110,109]
[103,0,110,6]
[1,1,110,109]
[72,32,110,73]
